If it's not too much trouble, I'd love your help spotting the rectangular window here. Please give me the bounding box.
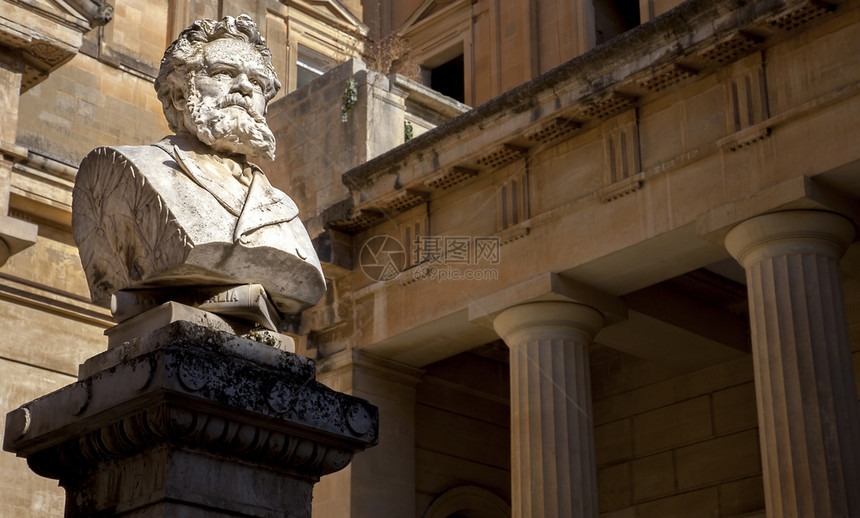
[420,44,466,104]
[594,0,641,45]
[429,53,465,103]
[296,44,337,89]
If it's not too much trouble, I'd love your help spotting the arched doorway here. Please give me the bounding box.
[423,486,511,518]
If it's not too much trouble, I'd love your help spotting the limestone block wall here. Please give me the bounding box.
[1,4,172,517]
[592,348,764,517]
[387,0,679,107]
[414,349,511,515]
[586,240,857,518]
[269,59,366,239]
[16,56,168,163]
[268,59,414,239]
[16,1,169,164]
[0,363,72,517]
[408,323,801,518]
[643,0,686,21]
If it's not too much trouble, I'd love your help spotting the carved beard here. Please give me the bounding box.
[184,84,276,161]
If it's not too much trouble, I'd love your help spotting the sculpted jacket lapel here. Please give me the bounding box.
[171,145,245,217]
[165,141,299,244]
[234,165,299,243]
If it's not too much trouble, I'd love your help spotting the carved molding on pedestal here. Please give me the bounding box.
[4,322,378,517]
[22,401,358,482]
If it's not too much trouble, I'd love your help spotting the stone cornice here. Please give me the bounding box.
[289,0,369,35]
[0,0,114,91]
[331,0,844,233]
[66,0,114,27]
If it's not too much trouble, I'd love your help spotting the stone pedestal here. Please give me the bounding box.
[725,210,860,518]
[493,301,603,518]
[3,322,378,518]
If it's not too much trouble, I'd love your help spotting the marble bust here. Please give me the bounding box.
[72,15,325,324]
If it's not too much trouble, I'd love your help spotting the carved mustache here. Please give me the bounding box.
[217,93,262,119]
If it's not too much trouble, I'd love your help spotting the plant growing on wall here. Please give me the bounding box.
[363,31,417,78]
[344,0,418,79]
[342,78,358,122]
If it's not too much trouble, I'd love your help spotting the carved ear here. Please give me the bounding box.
[171,87,187,111]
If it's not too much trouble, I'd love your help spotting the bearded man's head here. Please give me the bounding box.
[155,15,281,160]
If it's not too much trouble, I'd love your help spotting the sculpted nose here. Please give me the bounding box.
[233,74,254,96]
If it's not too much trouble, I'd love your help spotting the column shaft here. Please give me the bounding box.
[726,210,860,518]
[495,301,603,518]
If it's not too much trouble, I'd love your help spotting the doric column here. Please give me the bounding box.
[725,210,860,518]
[493,301,603,518]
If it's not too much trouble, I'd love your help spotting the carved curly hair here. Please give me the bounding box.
[155,14,282,132]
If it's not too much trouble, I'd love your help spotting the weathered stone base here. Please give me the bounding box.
[4,322,378,518]
[59,446,316,517]
[104,301,295,351]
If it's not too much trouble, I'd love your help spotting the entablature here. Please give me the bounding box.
[327,0,845,235]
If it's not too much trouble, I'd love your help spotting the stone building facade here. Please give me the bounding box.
[2,0,860,517]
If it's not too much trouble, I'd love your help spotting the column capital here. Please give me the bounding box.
[469,272,625,330]
[725,210,855,268]
[493,300,604,346]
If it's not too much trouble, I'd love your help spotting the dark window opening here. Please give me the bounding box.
[594,0,641,45]
[429,53,465,103]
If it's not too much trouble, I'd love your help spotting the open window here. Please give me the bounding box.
[594,0,641,45]
[420,44,465,103]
